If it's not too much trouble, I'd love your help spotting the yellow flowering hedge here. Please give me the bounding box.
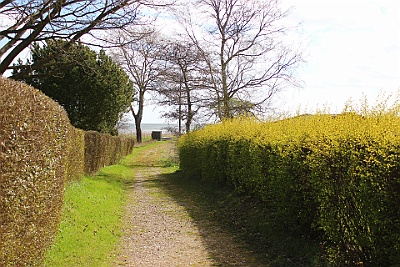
[178,111,400,266]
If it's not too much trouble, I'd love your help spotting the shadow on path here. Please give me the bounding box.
[154,171,324,267]
[116,141,323,266]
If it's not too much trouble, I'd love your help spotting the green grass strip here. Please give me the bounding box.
[42,156,135,267]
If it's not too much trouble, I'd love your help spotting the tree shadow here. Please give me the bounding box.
[154,171,325,267]
[94,165,136,188]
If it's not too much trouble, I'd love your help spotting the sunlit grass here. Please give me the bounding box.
[42,141,177,267]
[42,158,135,266]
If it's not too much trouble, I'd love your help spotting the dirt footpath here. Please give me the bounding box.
[113,141,265,267]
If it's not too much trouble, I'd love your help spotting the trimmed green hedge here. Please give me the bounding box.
[84,131,134,175]
[0,78,135,266]
[65,127,85,182]
[178,114,400,266]
[0,78,70,266]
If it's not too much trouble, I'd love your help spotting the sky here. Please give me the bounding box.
[276,0,400,115]
[139,0,400,123]
[1,1,398,124]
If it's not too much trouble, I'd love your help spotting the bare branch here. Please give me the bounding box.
[177,0,303,119]
[107,27,167,141]
[0,0,175,75]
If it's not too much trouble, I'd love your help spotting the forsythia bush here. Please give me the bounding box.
[178,108,400,266]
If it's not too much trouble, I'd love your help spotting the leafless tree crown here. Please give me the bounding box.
[179,0,303,119]
[0,0,174,75]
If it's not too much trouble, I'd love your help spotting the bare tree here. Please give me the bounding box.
[0,0,173,75]
[178,0,303,119]
[110,28,166,143]
[157,39,210,134]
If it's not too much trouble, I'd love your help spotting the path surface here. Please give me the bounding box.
[113,141,266,267]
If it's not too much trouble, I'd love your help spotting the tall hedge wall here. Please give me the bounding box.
[178,114,400,266]
[0,78,70,266]
[0,78,135,266]
[65,127,85,182]
[84,131,135,175]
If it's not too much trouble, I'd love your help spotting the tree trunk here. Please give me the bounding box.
[185,116,192,134]
[220,36,230,119]
[130,103,143,143]
[185,85,192,134]
[178,83,182,135]
[135,121,142,143]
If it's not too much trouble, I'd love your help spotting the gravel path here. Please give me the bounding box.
[113,141,266,267]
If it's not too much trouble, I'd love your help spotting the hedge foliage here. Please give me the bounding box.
[65,127,85,182]
[0,78,135,266]
[178,110,400,266]
[0,78,70,266]
[84,131,135,175]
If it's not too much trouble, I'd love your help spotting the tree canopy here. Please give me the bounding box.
[12,39,132,135]
[157,39,210,133]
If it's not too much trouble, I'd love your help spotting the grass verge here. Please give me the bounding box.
[42,140,176,267]
[42,156,136,267]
